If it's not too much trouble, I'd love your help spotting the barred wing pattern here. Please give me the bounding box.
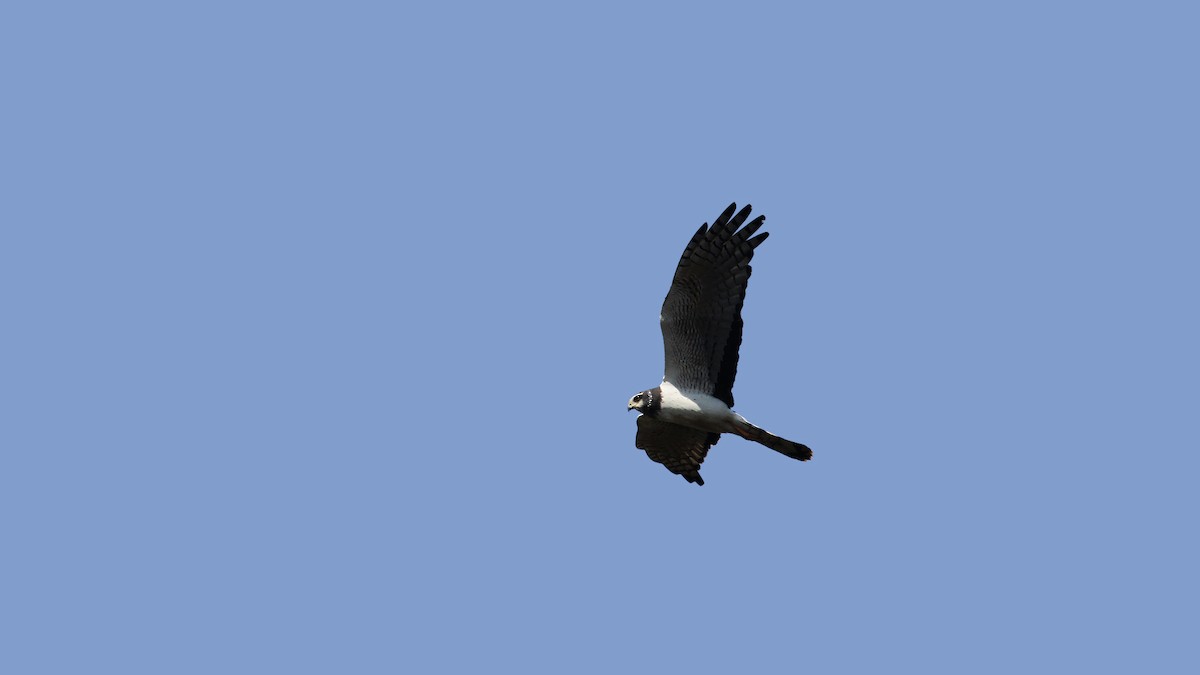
[659,203,768,407]
[635,416,719,486]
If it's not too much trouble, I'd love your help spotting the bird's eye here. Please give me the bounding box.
[633,395,642,402]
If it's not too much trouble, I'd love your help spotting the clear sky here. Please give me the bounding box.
[3,2,1198,673]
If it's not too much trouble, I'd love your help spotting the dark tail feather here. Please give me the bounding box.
[736,420,813,462]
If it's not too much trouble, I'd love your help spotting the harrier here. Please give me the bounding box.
[628,203,812,485]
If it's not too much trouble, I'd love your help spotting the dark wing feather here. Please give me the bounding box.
[660,203,768,406]
[635,416,720,486]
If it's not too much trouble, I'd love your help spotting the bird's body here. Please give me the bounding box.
[650,382,738,433]
[627,203,812,485]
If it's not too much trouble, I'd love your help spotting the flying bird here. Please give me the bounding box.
[627,203,812,485]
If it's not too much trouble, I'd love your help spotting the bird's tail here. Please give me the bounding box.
[733,418,813,461]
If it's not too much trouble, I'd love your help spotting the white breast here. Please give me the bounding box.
[656,381,740,433]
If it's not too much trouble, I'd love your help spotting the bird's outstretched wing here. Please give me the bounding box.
[659,203,768,407]
[635,416,719,486]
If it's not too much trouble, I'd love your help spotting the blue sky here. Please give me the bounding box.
[3,2,1198,673]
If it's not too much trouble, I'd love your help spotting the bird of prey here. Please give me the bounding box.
[627,203,812,485]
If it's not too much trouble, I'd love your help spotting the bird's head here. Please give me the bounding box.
[627,387,661,414]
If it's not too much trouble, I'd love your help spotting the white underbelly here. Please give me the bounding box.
[656,382,739,433]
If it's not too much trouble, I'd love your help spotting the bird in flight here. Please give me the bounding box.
[628,203,812,485]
